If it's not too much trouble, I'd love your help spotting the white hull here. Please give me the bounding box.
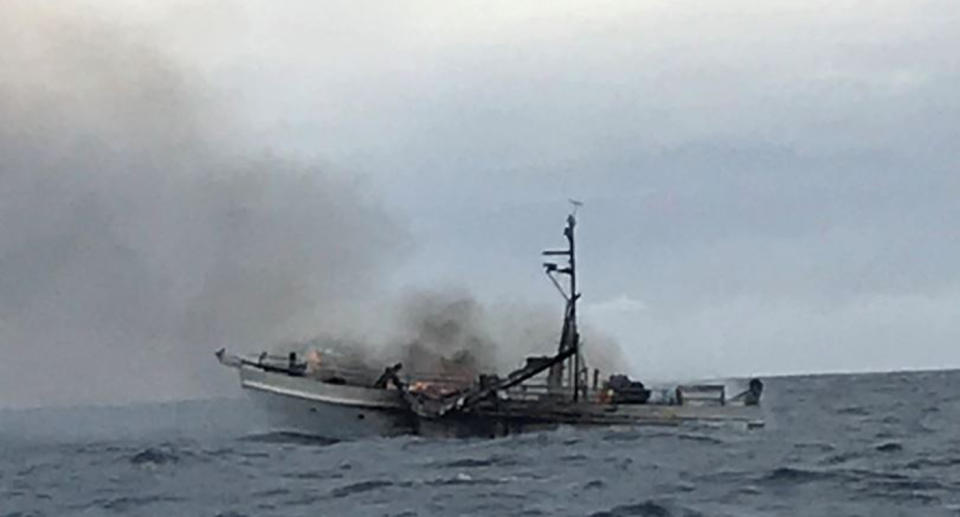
[238,365,413,440]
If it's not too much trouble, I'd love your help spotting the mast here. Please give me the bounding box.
[542,210,581,401]
[397,207,589,419]
[568,214,580,401]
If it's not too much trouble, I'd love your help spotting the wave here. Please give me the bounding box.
[330,480,395,498]
[129,447,180,466]
[438,455,520,468]
[589,500,703,517]
[238,431,339,446]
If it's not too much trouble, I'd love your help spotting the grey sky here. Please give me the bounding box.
[2,1,958,407]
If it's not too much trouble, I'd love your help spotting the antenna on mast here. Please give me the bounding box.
[542,201,583,401]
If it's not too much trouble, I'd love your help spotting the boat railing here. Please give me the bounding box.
[246,352,384,382]
[502,382,610,402]
[309,364,381,379]
[403,373,475,387]
[675,384,726,406]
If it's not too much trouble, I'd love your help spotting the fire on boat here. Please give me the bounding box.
[216,210,765,439]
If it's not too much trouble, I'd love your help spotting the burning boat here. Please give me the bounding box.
[216,212,765,439]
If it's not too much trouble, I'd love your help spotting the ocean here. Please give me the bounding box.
[2,370,959,516]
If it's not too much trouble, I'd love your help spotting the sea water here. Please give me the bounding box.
[3,370,960,516]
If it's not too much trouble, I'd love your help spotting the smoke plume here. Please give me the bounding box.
[0,2,403,408]
[0,2,627,408]
[381,289,628,381]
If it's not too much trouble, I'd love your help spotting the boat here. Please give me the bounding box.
[216,211,765,439]
[215,350,413,440]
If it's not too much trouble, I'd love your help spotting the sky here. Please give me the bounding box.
[1,0,958,408]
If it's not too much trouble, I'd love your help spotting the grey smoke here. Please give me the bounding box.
[394,290,499,377]
[0,2,404,408]
[384,289,627,380]
[267,287,628,386]
[0,2,626,408]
